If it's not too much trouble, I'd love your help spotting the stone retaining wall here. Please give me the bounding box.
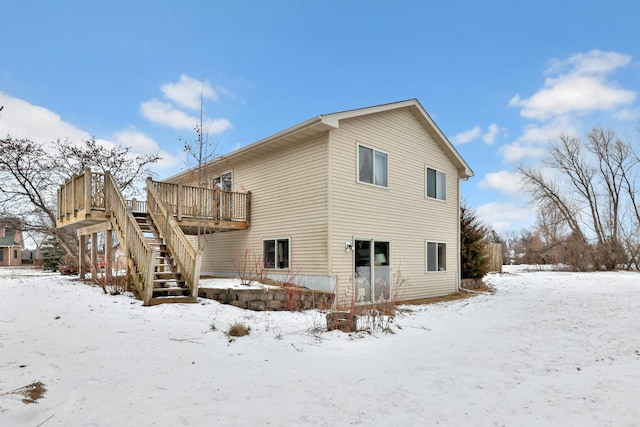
[460,278,484,290]
[198,286,335,311]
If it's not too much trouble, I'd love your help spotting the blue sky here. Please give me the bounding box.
[1,0,639,235]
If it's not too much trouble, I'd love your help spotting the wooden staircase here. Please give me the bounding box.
[57,169,249,306]
[134,213,196,305]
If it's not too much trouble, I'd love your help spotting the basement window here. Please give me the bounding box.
[263,238,290,269]
[426,241,446,272]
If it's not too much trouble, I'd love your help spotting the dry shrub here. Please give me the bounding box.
[227,322,250,337]
[232,249,268,285]
[0,381,47,404]
[332,269,407,334]
[104,273,130,296]
[59,254,78,275]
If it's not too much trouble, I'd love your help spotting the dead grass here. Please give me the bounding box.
[0,381,47,404]
[401,283,495,306]
[227,322,251,337]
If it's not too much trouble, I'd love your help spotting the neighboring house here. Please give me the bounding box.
[21,248,41,265]
[167,99,474,306]
[0,220,25,267]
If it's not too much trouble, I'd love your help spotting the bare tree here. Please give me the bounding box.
[520,128,640,270]
[0,136,159,257]
[181,83,222,250]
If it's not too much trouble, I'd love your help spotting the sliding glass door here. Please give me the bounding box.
[354,240,390,302]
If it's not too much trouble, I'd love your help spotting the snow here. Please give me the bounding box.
[199,277,280,290]
[1,265,640,426]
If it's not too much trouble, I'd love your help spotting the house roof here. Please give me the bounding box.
[0,228,21,247]
[168,99,473,181]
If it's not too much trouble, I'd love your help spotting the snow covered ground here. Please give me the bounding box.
[1,265,639,426]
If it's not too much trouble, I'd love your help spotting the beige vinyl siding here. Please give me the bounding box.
[190,134,330,278]
[328,108,460,305]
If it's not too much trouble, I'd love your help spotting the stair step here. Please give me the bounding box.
[128,213,196,306]
[153,271,182,280]
[149,296,197,306]
[154,261,176,267]
[153,287,190,295]
[153,278,185,284]
[154,282,187,287]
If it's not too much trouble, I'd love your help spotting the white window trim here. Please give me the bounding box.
[357,143,389,188]
[263,237,291,270]
[425,167,447,201]
[426,240,447,273]
[353,237,393,303]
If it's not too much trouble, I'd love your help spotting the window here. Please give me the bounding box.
[426,242,446,272]
[426,167,446,200]
[13,250,18,259]
[212,171,233,191]
[358,145,388,187]
[263,238,290,269]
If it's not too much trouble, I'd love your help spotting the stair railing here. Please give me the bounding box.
[146,178,202,299]
[104,172,157,305]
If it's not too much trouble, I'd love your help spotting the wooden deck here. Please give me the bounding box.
[56,170,250,233]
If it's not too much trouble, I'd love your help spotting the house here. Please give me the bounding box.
[55,99,472,306]
[167,99,473,306]
[21,248,41,265]
[0,219,25,267]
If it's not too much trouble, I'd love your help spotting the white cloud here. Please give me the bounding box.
[203,117,232,134]
[518,118,577,143]
[454,124,503,145]
[499,118,578,163]
[510,75,636,120]
[483,124,500,144]
[0,91,189,175]
[152,149,186,176]
[476,202,535,233]
[113,129,160,154]
[0,91,90,143]
[141,99,196,130]
[615,107,640,121]
[509,50,636,120]
[141,76,233,134]
[160,74,218,109]
[499,142,546,163]
[140,99,231,134]
[478,170,524,194]
[452,126,481,144]
[545,50,632,76]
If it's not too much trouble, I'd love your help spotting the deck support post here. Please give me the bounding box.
[91,232,98,280]
[105,230,113,284]
[79,234,88,279]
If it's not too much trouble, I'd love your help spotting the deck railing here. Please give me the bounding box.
[126,199,147,213]
[57,168,106,221]
[150,180,250,223]
[58,170,249,226]
[105,172,156,305]
[146,178,202,299]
